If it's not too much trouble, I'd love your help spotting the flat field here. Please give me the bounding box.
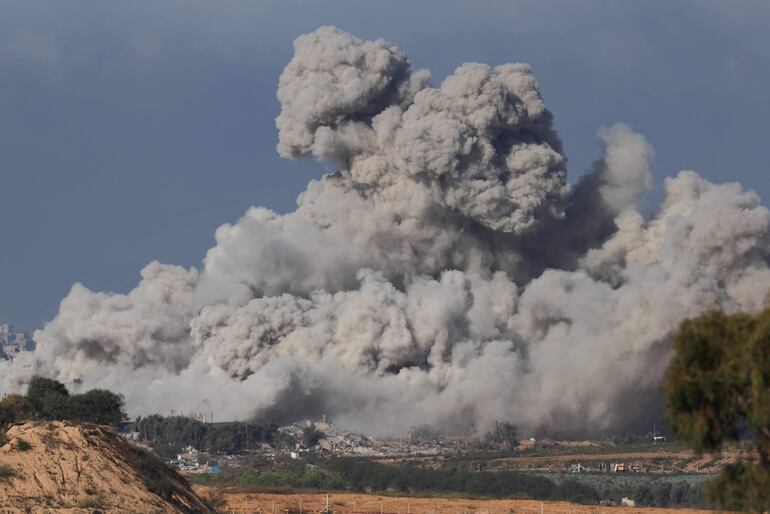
[192,490,717,514]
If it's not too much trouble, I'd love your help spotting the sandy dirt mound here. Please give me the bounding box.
[0,421,212,513]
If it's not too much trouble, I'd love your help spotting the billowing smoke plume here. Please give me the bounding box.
[3,27,769,435]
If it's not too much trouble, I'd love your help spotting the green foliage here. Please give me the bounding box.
[136,414,282,454]
[548,473,706,508]
[15,437,32,451]
[0,431,8,447]
[26,376,70,418]
[0,464,17,482]
[0,403,14,427]
[128,445,178,500]
[552,479,598,503]
[705,463,770,510]
[666,307,770,511]
[326,459,559,500]
[197,463,348,492]
[0,394,32,424]
[13,376,127,426]
[67,389,127,425]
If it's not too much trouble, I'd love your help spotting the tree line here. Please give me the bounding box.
[0,376,126,427]
[134,414,291,457]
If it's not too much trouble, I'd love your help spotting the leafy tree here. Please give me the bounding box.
[633,484,654,506]
[68,389,127,425]
[0,403,14,428]
[134,414,280,454]
[25,376,69,418]
[666,308,770,510]
[15,376,127,426]
[0,395,32,421]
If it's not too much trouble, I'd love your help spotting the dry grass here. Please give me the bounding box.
[192,490,719,514]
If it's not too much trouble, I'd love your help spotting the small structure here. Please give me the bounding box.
[621,497,635,507]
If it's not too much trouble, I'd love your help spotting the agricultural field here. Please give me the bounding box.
[192,491,719,514]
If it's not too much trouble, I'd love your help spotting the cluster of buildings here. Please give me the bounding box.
[571,461,647,474]
[0,324,35,360]
[279,419,472,458]
[165,419,477,473]
[174,446,221,474]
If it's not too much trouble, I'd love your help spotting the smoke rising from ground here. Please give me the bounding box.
[3,27,769,436]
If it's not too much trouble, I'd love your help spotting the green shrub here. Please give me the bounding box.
[67,389,126,425]
[553,479,599,504]
[130,446,178,500]
[0,403,15,427]
[0,431,9,447]
[26,376,69,418]
[18,376,127,426]
[0,394,32,423]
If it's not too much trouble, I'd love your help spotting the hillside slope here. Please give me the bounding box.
[0,421,212,513]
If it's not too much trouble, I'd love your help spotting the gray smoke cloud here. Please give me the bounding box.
[3,26,769,436]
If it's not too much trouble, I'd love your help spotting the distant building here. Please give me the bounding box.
[0,324,35,360]
[621,497,635,507]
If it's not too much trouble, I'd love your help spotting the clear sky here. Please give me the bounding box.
[2,0,769,331]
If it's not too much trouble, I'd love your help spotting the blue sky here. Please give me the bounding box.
[2,0,769,330]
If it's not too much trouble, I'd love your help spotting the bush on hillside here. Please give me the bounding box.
[2,376,127,426]
[0,394,33,426]
[15,437,32,452]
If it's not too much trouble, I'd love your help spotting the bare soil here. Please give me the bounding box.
[193,491,719,514]
[0,421,211,513]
